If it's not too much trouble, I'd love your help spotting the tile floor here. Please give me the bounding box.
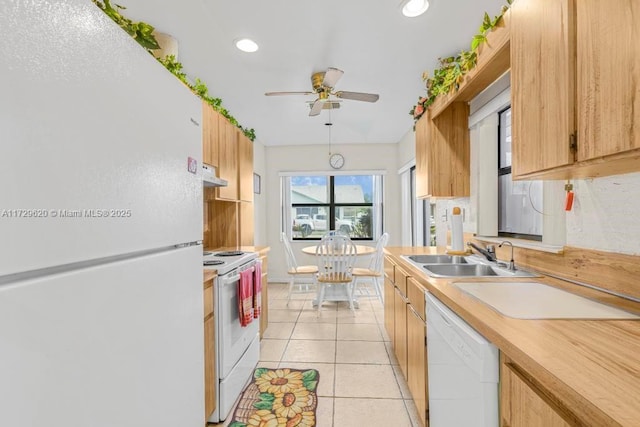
[211,282,422,427]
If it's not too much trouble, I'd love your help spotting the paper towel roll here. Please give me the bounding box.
[451,207,464,252]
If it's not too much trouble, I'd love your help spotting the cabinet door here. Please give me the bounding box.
[393,287,408,378]
[510,0,576,178]
[383,276,395,342]
[259,255,269,337]
[202,102,219,167]
[415,104,470,197]
[407,279,427,427]
[429,102,470,197]
[501,358,572,427]
[217,118,239,201]
[238,131,254,202]
[415,114,430,199]
[577,0,640,161]
[203,278,216,418]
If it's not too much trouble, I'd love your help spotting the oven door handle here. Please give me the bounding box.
[221,273,241,284]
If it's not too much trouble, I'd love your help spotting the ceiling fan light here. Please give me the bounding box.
[235,38,259,53]
[402,0,429,17]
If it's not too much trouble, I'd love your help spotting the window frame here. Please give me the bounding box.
[497,105,543,242]
[283,173,384,241]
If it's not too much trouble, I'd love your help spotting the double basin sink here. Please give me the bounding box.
[401,253,640,319]
[401,254,538,278]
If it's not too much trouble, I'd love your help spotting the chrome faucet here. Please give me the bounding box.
[466,242,497,262]
[499,241,516,271]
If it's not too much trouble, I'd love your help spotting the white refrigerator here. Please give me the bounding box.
[1,1,205,426]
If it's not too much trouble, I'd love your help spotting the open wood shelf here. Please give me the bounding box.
[430,10,511,119]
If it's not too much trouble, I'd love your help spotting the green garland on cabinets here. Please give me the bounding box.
[92,0,256,141]
[410,0,513,126]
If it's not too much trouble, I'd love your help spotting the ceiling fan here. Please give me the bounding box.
[265,67,380,116]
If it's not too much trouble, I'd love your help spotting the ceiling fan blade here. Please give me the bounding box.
[335,91,380,102]
[309,99,324,116]
[265,91,315,96]
[322,67,344,88]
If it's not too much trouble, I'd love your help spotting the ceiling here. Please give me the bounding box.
[121,0,507,147]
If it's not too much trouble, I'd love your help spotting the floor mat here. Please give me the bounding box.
[229,367,319,427]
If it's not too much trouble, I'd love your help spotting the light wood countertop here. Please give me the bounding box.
[385,246,640,427]
[206,245,270,255]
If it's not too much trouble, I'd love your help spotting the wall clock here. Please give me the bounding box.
[329,153,345,169]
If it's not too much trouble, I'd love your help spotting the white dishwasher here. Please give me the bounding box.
[425,292,499,427]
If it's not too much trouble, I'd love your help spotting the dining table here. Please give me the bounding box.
[301,244,376,256]
[301,244,376,308]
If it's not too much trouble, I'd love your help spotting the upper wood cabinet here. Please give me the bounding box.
[415,102,470,198]
[511,0,640,180]
[576,0,640,162]
[237,130,254,203]
[202,101,219,168]
[510,0,575,178]
[217,117,239,201]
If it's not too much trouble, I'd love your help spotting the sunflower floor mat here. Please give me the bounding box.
[229,367,319,427]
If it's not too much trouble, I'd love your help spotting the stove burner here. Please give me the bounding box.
[203,260,225,266]
[203,251,213,256]
[215,251,245,257]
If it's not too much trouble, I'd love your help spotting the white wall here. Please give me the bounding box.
[252,140,267,246]
[397,129,416,167]
[264,143,400,282]
[567,172,640,255]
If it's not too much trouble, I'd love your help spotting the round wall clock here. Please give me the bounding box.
[329,153,345,169]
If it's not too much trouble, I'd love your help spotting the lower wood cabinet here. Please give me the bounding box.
[203,276,216,419]
[258,251,269,338]
[394,266,410,378]
[501,355,572,427]
[383,257,396,342]
[393,286,408,377]
[383,275,395,342]
[406,277,428,427]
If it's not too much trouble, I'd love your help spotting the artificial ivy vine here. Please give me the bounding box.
[410,0,513,126]
[92,0,256,141]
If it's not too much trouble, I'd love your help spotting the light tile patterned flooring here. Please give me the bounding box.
[211,282,421,427]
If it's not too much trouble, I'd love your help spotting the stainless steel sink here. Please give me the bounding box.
[402,253,538,278]
[423,264,498,277]
[422,263,538,278]
[407,254,468,264]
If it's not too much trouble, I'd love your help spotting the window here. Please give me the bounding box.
[498,107,543,240]
[282,174,383,240]
[408,166,435,246]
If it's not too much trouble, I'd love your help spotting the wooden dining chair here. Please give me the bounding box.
[281,232,318,306]
[352,232,389,303]
[315,233,358,315]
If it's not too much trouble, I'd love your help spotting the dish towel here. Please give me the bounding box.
[239,268,254,327]
[253,261,262,319]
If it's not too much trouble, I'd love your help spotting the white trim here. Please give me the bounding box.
[468,87,511,128]
[398,159,415,175]
[474,236,564,254]
[279,170,387,177]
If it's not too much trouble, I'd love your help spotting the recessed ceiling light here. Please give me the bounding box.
[235,38,259,53]
[401,0,430,17]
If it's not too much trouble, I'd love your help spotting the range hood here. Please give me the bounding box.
[202,164,228,187]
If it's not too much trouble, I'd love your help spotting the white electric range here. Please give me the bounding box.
[203,249,260,423]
